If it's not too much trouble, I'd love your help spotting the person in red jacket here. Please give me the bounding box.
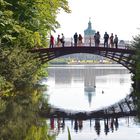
[50,35,54,48]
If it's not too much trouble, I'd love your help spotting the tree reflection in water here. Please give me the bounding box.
[131,89,140,122]
[0,87,56,140]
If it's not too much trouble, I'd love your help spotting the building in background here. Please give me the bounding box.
[84,18,96,45]
[52,19,113,63]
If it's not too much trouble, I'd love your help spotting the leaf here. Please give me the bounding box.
[67,127,71,140]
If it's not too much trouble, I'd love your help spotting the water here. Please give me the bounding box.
[47,117,140,140]
[45,64,132,112]
[43,64,140,140]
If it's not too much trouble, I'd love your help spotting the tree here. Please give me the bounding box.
[131,35,140,90]
[0,0,71,139]
[0,0,71,48]
[0,0,70,89]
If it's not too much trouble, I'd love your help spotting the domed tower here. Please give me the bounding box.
[84,18,96,45]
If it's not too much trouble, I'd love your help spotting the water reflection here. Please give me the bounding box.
[84,86,96,106]
[46,64,132,111]
[41,93,137,139]
[0,87,56,140]
[47,116,140,139]
[44,64,140,140]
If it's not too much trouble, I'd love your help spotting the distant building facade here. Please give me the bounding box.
[84,19,96,45]
[59,19,110,63]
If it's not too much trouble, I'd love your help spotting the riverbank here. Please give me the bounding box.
[48,63,124,68]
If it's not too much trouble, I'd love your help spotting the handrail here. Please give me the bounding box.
[49,37,133,49]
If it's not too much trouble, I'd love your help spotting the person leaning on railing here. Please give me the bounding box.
[56,34,61,47]
[78,34,83,46]
[114,35,118,48]
[60,33,65,47]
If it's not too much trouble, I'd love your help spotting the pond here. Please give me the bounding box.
[45,64,132,112]
[43,64,140,140]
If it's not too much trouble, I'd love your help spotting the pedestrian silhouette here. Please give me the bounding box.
[110,118,114,132]
[104,118,109,135]
[60,33,65,47]
[114,35,118,48]
[57,34,61,47]
[74,119,78,132]
[114,117,119,130]
[50,118,54,130]
[94,119,101,136]
[110,33,114,48]
[78,34,83,46]
[104,32,109,47]
[73,32,78,47]
[94,31,100,47]
[49,35,54,48]
[78,119,83,131]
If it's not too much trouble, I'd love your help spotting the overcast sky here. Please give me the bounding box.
[55,0,140,41]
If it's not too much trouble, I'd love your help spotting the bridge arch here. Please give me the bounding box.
[31,46,136,73]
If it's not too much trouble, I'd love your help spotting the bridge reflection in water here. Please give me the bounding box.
[40,65,137,137]
[41,95,137,138]
[45,101,136,137]
[48,117,120,136]
[40,94,137,119]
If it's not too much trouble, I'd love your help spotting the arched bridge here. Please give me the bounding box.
[31,46,136,73]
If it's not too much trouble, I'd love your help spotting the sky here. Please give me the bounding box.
[55,0,140,41]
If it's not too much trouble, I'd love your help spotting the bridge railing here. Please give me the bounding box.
[52,38,133,49]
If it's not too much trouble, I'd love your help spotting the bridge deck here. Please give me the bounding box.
[31,46,135,54]
[30,46,136,73]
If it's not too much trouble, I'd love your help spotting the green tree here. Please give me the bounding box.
[131,34,140,122]
[131,35,140,90]
[0,0,71,139]
[0,0,71,48]
[0,0,70,89]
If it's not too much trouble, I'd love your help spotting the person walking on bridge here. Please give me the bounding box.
[103,32,109,47]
